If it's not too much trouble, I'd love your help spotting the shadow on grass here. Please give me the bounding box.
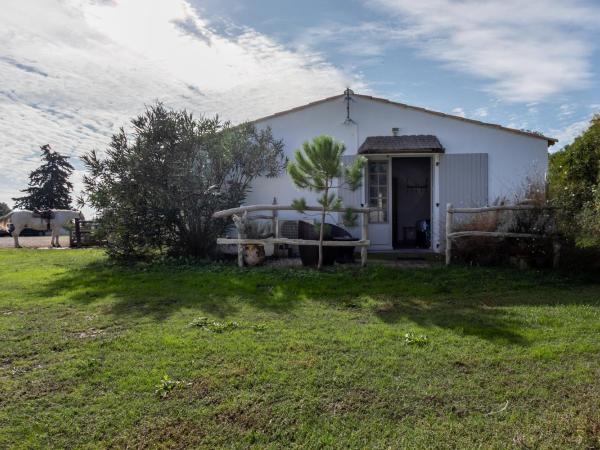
[35,259,599,345]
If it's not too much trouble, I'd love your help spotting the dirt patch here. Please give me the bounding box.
[68,326,122,343]
[124,419,208,450]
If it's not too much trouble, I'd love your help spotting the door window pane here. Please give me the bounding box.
[368,161,388,223]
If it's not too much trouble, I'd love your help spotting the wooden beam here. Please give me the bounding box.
[448,231,548,239]
[552,238,561,269]
[445,203,453,265]
[361,211,368,267]
[237,230,244,268]
[217,238,370,247]
[448,205,558,213]
[213,204,382,219]
[271,197,278,239]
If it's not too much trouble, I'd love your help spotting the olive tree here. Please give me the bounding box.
[81,103,285,260]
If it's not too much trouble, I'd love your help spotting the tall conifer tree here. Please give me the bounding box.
[13,144,74,210]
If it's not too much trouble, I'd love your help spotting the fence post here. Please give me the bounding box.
[75,219,82,248]
[361,211,368,267]
[272,197,279,238]
[552,237,561,269]
[445,203,453,266]
[237,228,244,268]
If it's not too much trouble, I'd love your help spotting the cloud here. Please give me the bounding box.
[172,15,211,45]
[366,0,600,102]
[559,104,576,118]
[451,107,466,117]
[294,22,390,58]
[474,107,488,118]
[0,0,361,207]
[550,116,593,150]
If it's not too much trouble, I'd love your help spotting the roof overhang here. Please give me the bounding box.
[358,135,444,155]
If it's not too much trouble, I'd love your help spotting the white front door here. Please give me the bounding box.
[366,157,393,250]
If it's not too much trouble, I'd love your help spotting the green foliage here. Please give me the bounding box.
[579,188,600,246]
[81,103,285,260]
[287,135,365,268]
[288,135,344,192]
[341,207,358,228]
[404,332,429,346]
[290,197,308,213]
[0,202,10,216]
[549,115,600,247]
[155,374,181,398]
[12,144,74,210]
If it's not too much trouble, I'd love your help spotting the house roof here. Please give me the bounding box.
[358,135,444,154]
[251,92,558,146]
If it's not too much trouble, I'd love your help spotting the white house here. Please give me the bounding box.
[246,90,557,253]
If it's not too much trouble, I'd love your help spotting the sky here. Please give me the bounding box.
[1,0,600,210]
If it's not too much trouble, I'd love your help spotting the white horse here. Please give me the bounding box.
[0,209,85,248]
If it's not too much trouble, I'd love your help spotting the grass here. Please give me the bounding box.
[0,249,599,449]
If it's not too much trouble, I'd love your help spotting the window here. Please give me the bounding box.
[368,160,388,223]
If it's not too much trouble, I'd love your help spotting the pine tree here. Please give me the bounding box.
[287,135,365,270]
[13,145,74,210]
[0,202,9,216]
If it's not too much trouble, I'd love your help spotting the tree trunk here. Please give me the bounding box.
[317,187,328,270]
[318,207,326,270]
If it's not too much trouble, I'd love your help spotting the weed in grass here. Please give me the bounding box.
[189,317,240,333]
[189,317,267,333]
[249,323,268,332]
[75,358,99,376]
[155,374,182,398]
[404,332,429,346]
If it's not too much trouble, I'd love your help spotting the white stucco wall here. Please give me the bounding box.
[246,94,551,251]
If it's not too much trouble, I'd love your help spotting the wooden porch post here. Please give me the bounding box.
[445,203,453,266]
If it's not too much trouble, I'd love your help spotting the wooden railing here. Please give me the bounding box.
[445,203,561,267]
[213,202,381,267]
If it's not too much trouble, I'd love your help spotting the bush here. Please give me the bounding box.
[452,180,557,267]
[81,103,285,260]
[549,114,600,247]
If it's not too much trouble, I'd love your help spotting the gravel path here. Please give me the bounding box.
[0,236,69,249]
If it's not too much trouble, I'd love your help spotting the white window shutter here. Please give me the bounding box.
[439,153,488,248]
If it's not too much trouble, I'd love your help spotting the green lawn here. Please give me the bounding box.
[1,249,599,449]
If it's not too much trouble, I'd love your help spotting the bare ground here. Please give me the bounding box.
[0,236,70,249]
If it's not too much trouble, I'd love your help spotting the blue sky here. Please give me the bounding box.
[1,0,600,207]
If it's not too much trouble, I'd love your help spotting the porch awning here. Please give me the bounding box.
[357,135,444,154]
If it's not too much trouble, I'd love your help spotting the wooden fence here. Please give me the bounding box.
[445,203,561,267]
[213,202,381,267]
[69,219,102,248]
